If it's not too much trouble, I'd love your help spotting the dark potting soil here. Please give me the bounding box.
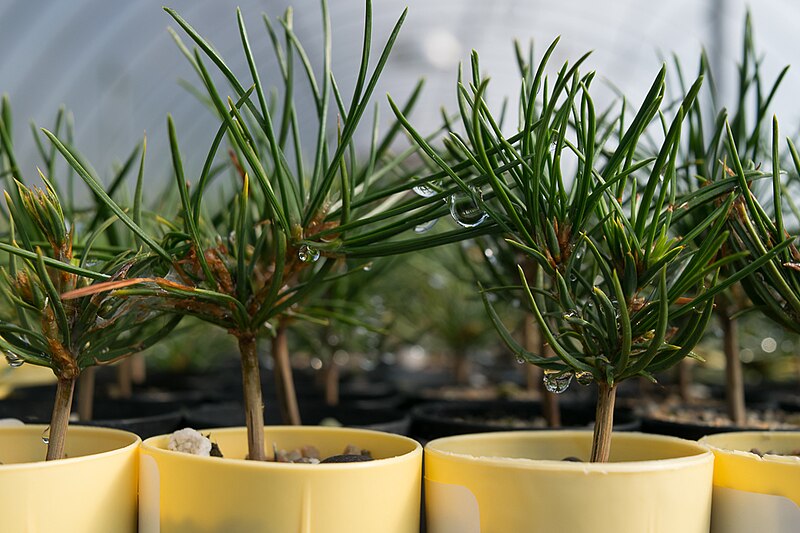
[270,443,373,464]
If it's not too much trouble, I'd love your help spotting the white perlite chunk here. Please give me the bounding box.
[168,428,212,456]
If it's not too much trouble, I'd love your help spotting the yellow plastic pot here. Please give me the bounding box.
[425,430,713,533]
[0,424,140,532]
[700,432,800,533]
[0,364,56,399]
[139,425,421,533]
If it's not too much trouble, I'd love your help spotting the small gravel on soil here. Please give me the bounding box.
[274,444,373,464]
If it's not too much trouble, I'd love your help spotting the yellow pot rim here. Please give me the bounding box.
[142,425,422,470]
[700,431,800,466]
[426,430,712,472]
[0,424,140,470]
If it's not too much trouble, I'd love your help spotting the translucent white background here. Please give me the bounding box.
[0,0,796,188]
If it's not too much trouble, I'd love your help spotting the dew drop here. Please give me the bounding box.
[5,353,23,368]
[413,181,440,198]
[515,355,526,365]
[41,426,50,445]
[575,371,594,386]
[298,245,320,263]
[449,190,488,228]
[543,370,573,394]
[414,219,438,234]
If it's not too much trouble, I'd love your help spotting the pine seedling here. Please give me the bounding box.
[672,11,789,424]
[725,116,800,357]
[0,101,179,460]
[56,1,501,462]
[389,41,787,461]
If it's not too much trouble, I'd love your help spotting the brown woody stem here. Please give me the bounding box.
[324,360,340,407]
[238,332,266,461]
[678,359,692,401]
[272,323,301,425]
[76,366,95,421]
[541,386,561,428]
[46,377,76,461]
[525,365,541,392]
[590,382,617,463]
[536,321,561,428]
[117,358,134,399]
[720,312,746,425]
[130,353,147,384]
[454,353,470,385]
[522,312,539,391]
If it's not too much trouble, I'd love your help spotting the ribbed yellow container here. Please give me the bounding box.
[139,426,422,533]
[425,431,713,533]
[700,432,800,533]
[0,424,140,533]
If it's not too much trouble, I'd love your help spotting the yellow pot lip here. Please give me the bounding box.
[141,425,422,470]
[425,430,713,472]
[0,424,141,470]
[700,431,800,466]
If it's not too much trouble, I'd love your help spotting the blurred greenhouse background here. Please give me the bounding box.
[1,0,800,384]
[1,0,798,184]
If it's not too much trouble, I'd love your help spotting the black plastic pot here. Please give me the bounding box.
[263,369,404,409]
[640,402,800,441]
[7,379,209,409]
[183,400,410,435]
[410,400,640,442]
[383,368,457,399]
[0,396,184,439]
[705,382,795,406]
[77,400,184,439]
[335,379,404,409]
[3,384,57,402]
[0,398,52,423]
